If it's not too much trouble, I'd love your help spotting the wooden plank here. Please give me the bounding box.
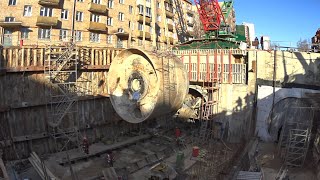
[21,48,25,67]
[103,49,107,65]
[8,48,12,67]
[3,49,7,68]
[14,48,19,67]
[33,49,37,66]
[107,49,111,65]
[40,48,44,66]
[91,49,95,65]
[26,48,31,66]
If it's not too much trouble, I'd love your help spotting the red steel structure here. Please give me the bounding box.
[194,0,225,31]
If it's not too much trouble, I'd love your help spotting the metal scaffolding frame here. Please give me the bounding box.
[198,74,220,144]
[277,106,314,167]
[44,34,81,152]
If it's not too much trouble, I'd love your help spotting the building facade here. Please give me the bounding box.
[0,0,195,50]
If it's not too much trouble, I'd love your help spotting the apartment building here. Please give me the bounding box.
[0,0,196,50]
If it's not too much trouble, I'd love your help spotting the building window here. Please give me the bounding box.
[129,5,133,14]
[138,23,143,31]
[107,17,113,26]
[8,0,16,6]
[38,28,51,40]
[76,11,83,21]
[129,21,134,29]
[149,26,153,33]
[146,0,150,2]
[75,30,82,41]
[107,35,113,44]
[157,15,161,22]
[4,17,15,22]
[23,5,32,16]
[118,28,124,33]
[138,5,143,14]
[61,9,68,20]
[118,12,124,21]
[77,0,84,2]
[108,0,113,8]
[146,7,151,17]
[119,0,124,4]
[92,0,101,4]
[40,7,53,17]
[90,14,100,22]
[21,28,29,39]
[157,2,160,8]
[89,32,100,42]
[59,29,68,41]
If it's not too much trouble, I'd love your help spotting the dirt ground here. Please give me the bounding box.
[257,142,317,180]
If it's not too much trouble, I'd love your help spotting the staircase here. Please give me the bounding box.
[44,41,80,152]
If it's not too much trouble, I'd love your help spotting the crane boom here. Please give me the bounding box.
[194,0,225,31]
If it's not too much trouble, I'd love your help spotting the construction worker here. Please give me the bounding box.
[82,136,89,154]
[106,150,115,167]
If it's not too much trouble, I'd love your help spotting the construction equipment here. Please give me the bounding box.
[175,0,246,50]
[108,48,189,123]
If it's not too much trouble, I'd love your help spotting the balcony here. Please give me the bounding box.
[136,31,151,39]
[38,0,60,6]
[115,32,129,38]
[88,22,107,32]
[165,0,173,5]
[187,30,194,37]
[89,3,108,14]
[168,24,174,31]
[161,36,167,42]
[165,10,174,18]
[0,19,22,27]
[169,37,173,44]
[187,21,194,27]
[138,15,152,24]
[36,16,58,26]
[187,9,194,16]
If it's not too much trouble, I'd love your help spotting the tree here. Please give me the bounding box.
[297,39,310,52]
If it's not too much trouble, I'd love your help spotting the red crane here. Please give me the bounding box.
[194,0,226,32]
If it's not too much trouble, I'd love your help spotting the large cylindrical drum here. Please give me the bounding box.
[108,48,188,123]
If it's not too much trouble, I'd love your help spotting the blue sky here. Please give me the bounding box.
[233,0,320,46]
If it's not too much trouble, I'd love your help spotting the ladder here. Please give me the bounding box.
[198,65,220,143]
[162,55,176,106]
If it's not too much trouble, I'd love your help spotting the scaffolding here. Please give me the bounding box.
[44,34,81,152]
[278,106,314,167]
[198,73,220,144]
